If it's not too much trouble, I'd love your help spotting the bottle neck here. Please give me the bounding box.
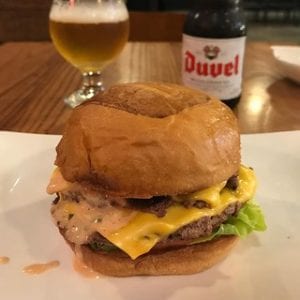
[194,0,242,9]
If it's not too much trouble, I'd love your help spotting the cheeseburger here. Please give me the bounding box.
[47,82,266,276]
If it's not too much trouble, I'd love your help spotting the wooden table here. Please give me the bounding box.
[0,42,299,134]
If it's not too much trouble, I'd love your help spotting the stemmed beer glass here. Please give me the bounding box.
[49,0,129,107]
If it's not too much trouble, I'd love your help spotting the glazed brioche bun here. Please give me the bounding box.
[66,233,238,277]
[55,82,240,198]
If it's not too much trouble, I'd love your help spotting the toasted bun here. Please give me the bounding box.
[56,82,240,198]
[66,235,238,276]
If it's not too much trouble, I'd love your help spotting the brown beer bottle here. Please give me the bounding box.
[182,0,247,108]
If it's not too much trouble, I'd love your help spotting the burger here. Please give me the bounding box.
[47,82,266,276]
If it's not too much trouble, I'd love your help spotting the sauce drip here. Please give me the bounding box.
[23,260,60,275]
[73,245,100,278]
[73,257,101,279]
[0,256,10,264]
[47,168,71,194]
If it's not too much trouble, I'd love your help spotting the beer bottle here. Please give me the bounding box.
[182,0,247,108]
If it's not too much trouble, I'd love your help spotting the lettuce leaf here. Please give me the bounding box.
[191,201,267,244]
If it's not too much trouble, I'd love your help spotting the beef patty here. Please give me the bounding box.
[56,175,240,254]
[60,175,238,218]
[87,201,242,253]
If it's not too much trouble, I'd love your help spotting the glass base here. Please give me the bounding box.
[64,71,104,108]
[64,86,104,108]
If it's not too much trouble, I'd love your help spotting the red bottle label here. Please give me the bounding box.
[182,35,246,100]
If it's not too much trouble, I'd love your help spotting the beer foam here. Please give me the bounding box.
[50,3,128,23]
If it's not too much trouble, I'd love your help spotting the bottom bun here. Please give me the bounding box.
[64,234,238,277]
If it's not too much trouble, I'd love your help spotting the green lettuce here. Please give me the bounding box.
[191,201,267,244]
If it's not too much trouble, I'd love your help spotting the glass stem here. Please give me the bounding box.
[64,71,104,108]
[82,71,104,94]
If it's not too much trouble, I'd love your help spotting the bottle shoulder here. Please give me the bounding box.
[184,9,246,38]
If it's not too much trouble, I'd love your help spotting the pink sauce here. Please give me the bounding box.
[73,257,101,279]
[23,260,60,275]
[0,256,10,265]
[72,245,101,278]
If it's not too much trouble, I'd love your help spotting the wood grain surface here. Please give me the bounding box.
[0,42,299,134]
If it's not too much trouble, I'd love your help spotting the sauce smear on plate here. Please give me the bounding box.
[23,260,60,275]
[0,256,10,264]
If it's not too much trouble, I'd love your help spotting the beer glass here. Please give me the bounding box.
[49,0,129,107]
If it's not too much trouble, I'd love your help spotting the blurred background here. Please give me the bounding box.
[0,0,300,42]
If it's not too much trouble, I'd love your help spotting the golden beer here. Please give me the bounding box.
[49,4,129,72]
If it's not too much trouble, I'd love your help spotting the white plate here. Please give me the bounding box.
[271,45,300,84]
[0,131,299,300]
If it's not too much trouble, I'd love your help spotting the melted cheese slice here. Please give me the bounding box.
[107,166,256,259]
[51,166,256,260]
[47,168,72,194]
[173,181,227,207]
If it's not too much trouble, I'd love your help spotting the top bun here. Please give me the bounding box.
[56,82,240,198]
